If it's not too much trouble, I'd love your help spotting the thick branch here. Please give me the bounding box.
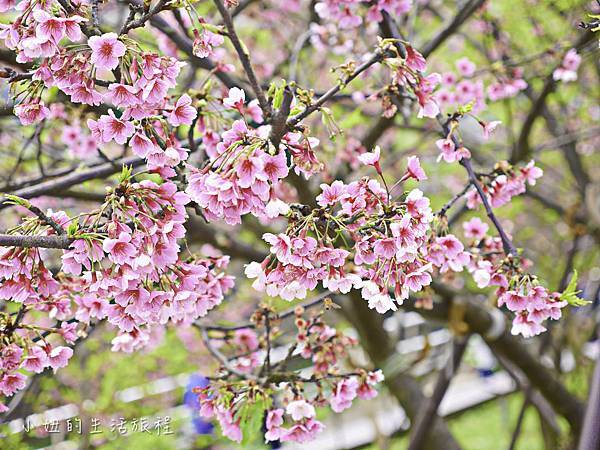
[0,155,144,210]
[578,327,600,450]
[512,31,595,163]
[407,337,469,450]
[0,234,73,249]
[342,289,462,450]
[406,286,585,433]
[421,0,486,58]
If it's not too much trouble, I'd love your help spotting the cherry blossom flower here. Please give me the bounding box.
[107,83,139,107]
[130,132,155,158]
[88,33,127,71]
[22,346,48,373]
[47,346,73,370]
[102,232,136,265]
[14,100,50,126]
[463,217,489,240]
[97,110,135,145]
[286,399,316,421]
[481,120,502,140]
[223,87,246,111]
[330,377,359,412]
[402,155,427,181]
[358,146,382,173]
[192,28,224,58]
[168,94,197,126]
[553,49,581,82]
[265,409,285,441]
[456,57,476,77]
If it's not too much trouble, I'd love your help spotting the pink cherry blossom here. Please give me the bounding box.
[102,232,137,265]
[286,399,316,421]
[330,377,359,412]
[47,346,73,370]
[168,94,197,126]
[223,87,246,111]
[14,100,50,126]
[463,217,489,240]
[88,33,127,71]
[97,110,135,145]
[402,155,427,181]
[482,120,502,140]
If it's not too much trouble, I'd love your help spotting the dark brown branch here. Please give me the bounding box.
[436,115,518,256]
[407,337,469,450]
[199,326,258,380]
[512,31,595,163]
[342,289,462,450]
[268,86,294,148]
[0,155,144,210]
[578,328,600,450]
[421,0,486,58]
[437,182,473,217]
[148,15,240,90]
[24,202,65,235]
[406,285,585,433]
[0,234,73,249]
[121,0,170,34]
[212,0,271,116]
[287,51,384,128]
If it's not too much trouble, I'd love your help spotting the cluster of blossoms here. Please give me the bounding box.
[0,341,74,412]
[434,57,528,110]
[61,178,234,351]
[2,0,197,177]
[192,22,225,59]
[0,177,234,409]
[315,0,412,29]
[465,160,543,209]
[0,209,78,411]
[385,45,441,119]
[0,0,582,441]
[195,306,383,444]
[185,87,323,225]
[552,48,581,82]
[462,218,568,337]
[61,121,100,159]
[0,3,86,64]
[246,153,470,314]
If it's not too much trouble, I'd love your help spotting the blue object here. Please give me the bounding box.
[184,374,214,435]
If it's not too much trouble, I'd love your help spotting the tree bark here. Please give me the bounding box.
[405,285,585,435]
[342,290,463,450]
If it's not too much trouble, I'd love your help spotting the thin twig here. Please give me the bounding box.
[199,327,258,380]
[212,0,271,116]
[196,291,331,332]
[287,51,384,128]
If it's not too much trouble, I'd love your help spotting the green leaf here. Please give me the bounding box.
[119,165,133,182]
[272,86,284,110]
[3,194,31,209]
[67,221,79,237]
[560,271,589,306]
[456,101,475,115]
[237,396,267,446]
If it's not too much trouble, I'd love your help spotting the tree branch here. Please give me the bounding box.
[287,51,384,128]
[0,234,73,249]
[421,0,486,58]
[0,155,144,210]
[212,0,271,116]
